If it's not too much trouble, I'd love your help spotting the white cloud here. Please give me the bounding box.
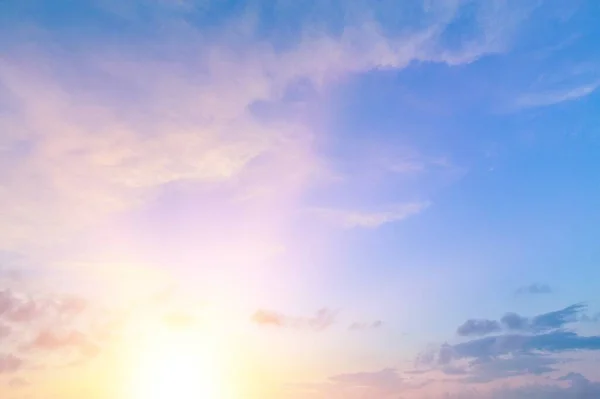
[516,81,600,108]
[312,202,430,228]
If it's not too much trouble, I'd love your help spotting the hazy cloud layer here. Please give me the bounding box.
[447,373,600,399]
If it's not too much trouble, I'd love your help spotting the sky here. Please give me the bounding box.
[1,0,600,398]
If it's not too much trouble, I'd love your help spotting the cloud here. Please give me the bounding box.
[312,202,430,228]
[0,323,10,338]
[251,309,285,327]
[516,81,600,108]
[557,372,587,382]
[419,304,600,384]
[305,308,337,331]
[450,330,600,360]
[251,308,337,331]
[0,355,21,374]
[500,312,529,331]
[288,367,433,399]
[452,304,586,339]
[447,374,600,399]
[53,295,88,316]
[349,320,383,331]
[0,289,90,325]
[6,299,43,323]
[459,354,562,383]
[0,290,44,322]
[515,283,553,295]
[329,368,404,391]
[0,290,16,315]
[29,329,98,356]
[419,330,599,384]
[501,304,585,333]
[0,0,540,251]
[7,377,30,388]
[457,319,502,337]
[312,374,599,399]
[442,365,469,376]
[0,287,101,370]
[579,312,600,323]
[527,304,585,332]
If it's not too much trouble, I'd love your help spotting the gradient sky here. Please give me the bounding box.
[1,1,600,398]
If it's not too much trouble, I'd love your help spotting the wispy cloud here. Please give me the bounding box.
[349,320,383,331]
[0,0,536,253]
[516,81,600,108]
[251,308,337,331]
[312,202,430,228]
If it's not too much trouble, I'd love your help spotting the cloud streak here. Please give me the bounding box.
[312,202,430,228]
[251,308,337,331]
[516,81,600,108]
[349,320,383,331]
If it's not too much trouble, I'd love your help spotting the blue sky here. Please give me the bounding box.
[1,0,600,398]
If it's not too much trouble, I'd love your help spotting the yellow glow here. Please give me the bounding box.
[126,326,227,399]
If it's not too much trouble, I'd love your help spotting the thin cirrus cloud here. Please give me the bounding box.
[0,0,534,252]
[311,202,431,228]
[515,80,600,108]
[0,55,313,251]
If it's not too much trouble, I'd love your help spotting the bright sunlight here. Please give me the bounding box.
[126,325,227,399]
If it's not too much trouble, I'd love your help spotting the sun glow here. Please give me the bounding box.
[126,326,227,399]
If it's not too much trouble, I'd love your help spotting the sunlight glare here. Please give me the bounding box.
[127,326,225,399]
